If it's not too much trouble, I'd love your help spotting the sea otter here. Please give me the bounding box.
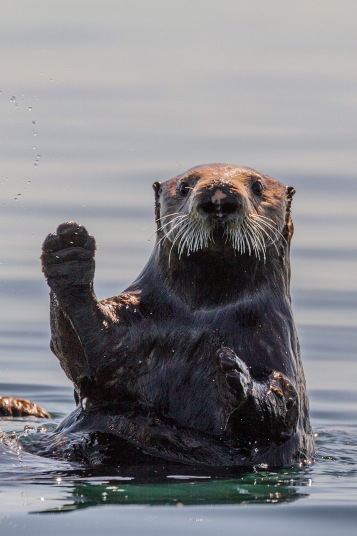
[38,164,314,467]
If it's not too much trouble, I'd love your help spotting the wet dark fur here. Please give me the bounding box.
[34,164,314,468]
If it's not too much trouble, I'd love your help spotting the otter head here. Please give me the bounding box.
[153,164,295,263]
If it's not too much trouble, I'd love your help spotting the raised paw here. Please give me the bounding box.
[41,222,96,291]
[215,347,252,407]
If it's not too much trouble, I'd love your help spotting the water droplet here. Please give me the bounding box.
[32,120,36,125]
[28,106,32,111]
[23,425,36,435]
[10,95,16,103]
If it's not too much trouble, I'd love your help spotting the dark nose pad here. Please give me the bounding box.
[198,197,241,218]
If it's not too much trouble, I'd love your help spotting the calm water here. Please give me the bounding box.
[1,1,356,534]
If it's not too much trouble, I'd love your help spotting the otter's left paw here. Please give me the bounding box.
[215,347,252,406]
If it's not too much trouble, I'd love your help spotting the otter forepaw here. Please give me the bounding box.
[268,371,298,429]
[41,222,96,290]
[215,347,252,406]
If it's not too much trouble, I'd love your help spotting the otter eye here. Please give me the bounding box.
[179,182,190,196]
[251,181,263,196]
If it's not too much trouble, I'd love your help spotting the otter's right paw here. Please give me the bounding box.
[41,222,96,290]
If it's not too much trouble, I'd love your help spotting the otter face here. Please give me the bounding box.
[153,164,294,261]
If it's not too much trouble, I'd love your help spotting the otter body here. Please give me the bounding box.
[39,164,314,467]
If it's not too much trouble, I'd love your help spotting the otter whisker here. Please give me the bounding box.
[249,222,266,262]
[169,219,191,264]
[150,214,186,243]
[198,220,212,251]
[244,226,254,257]
[250,214,286,245]
[157,214,189,247]
[250,214,280,237]
[156,212,184,223]
[245,221,265,260]
[251,219,280,256]
[177,221,195,257]
[161,209,283,263]
[176,217,213,258]
[186,221,198,254]
[157,214,188,235]
[247,219,266,251]
[245,224,258,258]
[239,228,247,255]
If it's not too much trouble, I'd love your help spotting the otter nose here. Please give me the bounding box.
[197,190,241,219]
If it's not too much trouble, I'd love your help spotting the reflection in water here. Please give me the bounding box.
[0,427,311,513]
[30,469,310,514]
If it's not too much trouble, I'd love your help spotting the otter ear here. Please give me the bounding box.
[284,186,295,241]
[153,181,162,198]
[152,181,162,223]
[287,186,295,200]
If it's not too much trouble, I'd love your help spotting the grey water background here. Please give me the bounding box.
[0,0,356,533]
